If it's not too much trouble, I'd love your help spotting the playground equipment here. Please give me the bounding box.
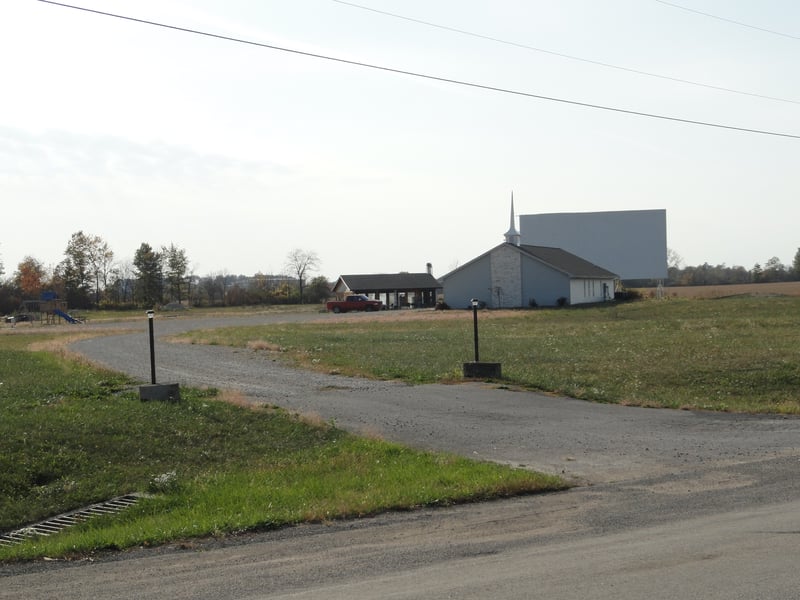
[52,308,81,324]
[13,293,85,325]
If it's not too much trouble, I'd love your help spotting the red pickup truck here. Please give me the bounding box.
[326,295,383,313]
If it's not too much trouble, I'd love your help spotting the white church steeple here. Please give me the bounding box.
[504,192,521,246]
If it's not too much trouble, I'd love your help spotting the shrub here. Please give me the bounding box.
[615,288,643,302]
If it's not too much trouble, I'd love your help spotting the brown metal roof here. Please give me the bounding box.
[519,245,619,278]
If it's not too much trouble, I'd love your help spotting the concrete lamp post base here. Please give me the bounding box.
[463,362,502,379]
[139,383,181,402]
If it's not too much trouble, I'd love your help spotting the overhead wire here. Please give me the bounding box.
[653,0,800,41]
[332,0,800,106]
[36,0,800,140]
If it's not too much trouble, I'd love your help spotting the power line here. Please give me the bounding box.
[332,0,800,106]
[654,0,800,41]
[36,0,800,140]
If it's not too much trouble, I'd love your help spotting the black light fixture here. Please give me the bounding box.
[146,310,156,384]
[471,298,480,362]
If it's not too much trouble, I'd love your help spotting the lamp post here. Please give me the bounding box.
[139,310,180,402]
[462,298,501,379]
[471,298,480,362]
[147,310,156,384]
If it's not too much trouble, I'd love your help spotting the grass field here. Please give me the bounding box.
[0,332,564,561]
[182,295,800,414]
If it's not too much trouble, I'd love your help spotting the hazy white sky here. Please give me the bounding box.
[1,0,798,280]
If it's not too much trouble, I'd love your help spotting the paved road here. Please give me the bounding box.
[3,311,800,598]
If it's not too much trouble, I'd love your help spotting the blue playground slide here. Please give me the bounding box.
[53,308,80,324]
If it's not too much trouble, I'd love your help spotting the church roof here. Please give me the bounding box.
[519,245,619,278]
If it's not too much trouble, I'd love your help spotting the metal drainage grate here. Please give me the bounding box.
[0,494,147,548]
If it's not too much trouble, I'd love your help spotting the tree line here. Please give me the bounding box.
[623,248,800,288]
[664,249,800,287]
[3,237,799,314]
[0,232,328,314]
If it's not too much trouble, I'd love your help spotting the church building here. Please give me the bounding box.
[440,196,619,309]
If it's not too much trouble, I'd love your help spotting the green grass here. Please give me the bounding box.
[0,332,563,561]
[181,296,800,413]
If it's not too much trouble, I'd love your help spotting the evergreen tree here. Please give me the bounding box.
[751,263,763,283]
[133,243,163,308]
[305,275,332,304]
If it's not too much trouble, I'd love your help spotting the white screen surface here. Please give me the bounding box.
[519,209,668,280]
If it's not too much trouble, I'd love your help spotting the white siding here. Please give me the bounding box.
[569,278,616,305]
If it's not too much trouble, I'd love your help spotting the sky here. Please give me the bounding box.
[1,0,798,281]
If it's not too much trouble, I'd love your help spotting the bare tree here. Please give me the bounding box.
[667,248,683,270]
[110,259,136,305]
[284,249,320,304]
[87,236,114,305]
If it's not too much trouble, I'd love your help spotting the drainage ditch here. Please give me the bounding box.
[0,494,146,548]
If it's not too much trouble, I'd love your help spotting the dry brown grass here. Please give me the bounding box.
[216,388,266,410]
[245,339,285,352]
[23,328,132,355]
[293,410,331,428]
[357,424,387,441]
[636,281,800,299]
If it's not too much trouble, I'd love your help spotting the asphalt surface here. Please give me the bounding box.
[2,310,800,598]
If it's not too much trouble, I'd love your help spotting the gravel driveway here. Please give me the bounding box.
[69,310,800,485]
